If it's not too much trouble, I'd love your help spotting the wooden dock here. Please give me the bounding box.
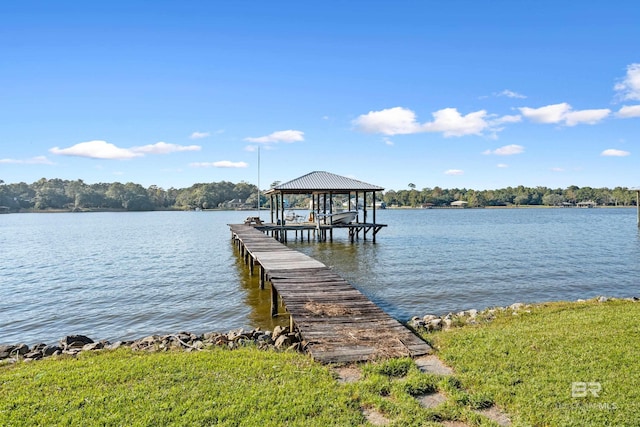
[229,224,432,364]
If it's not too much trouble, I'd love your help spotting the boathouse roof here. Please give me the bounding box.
[265,171,384,194]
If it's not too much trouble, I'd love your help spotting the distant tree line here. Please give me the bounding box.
[383,185,638,208]
[0,178,636,212]
[0,178,261,212]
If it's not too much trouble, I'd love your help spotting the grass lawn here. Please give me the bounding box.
[0,348,364,426]
[426,299,640,426]
[0,347,492,426]
[1,299,637,426]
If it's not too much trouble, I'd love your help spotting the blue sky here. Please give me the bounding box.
[1,1,639,191]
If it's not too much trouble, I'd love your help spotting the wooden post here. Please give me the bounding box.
[270,194,275,224]
[373,191,377,243]
[271,285,279,317]
[259,265,265,290]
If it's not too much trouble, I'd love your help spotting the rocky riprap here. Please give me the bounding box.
[409,296,639,332]
[0,326,304,364]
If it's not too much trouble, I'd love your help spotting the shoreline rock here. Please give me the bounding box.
[0,326,305,365]
[409,296,639,332]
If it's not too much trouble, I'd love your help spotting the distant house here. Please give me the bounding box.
[0,206,10,214]
[450,200,468,208]
[577,201,597,208]
[221,199,253,210]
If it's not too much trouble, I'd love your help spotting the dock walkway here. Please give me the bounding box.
[229,224,431,364]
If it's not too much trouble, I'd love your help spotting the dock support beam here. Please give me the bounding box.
[270,285,279,317]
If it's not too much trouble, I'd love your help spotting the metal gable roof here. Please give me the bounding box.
[268,171,384,193]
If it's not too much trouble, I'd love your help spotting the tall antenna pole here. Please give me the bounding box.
[257,145,261,217]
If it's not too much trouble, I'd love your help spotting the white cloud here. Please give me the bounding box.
[563,109,611,126]
[0,156,54,165]
[353,106,515,138]
[383,137,394,146]
[497,163,508,168]
[483,144,524,156]
[131,142,201,154]
[495,89,527,99]
[519,103,572,123]
[244,130,304,144]
[352,107,421,135]
[190,131,210,139]
[50,140,200,160]
[519,103,610,126]
[490,114,522,125]
[29,156,54,165]
[423,108,489,137]
[444,169,464,175]
[551,167,565,172]
[244,144,274,152]
[601,149,630,157]
[50,140,142,160]
[617,105,640,118]
[190,161,248,168]
[614,63,640,101]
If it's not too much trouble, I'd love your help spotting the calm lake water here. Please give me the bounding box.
[2,208,639,345]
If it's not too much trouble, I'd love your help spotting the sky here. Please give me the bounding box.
[1,1,639,191]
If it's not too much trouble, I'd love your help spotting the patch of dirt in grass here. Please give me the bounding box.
[416,391,448,408]
[333,365,361,384]
[414,355,454,376]
[476,405,512,426]
[441,421,471,427]
[361,407,391,426]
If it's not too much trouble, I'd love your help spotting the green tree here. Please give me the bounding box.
[33,178,71,209]
[122,183,153,211]
[542,193,565,206]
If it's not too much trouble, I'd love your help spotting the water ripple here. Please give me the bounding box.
[2,208,640,345]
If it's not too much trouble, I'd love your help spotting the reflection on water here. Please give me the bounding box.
[232,243,289,331]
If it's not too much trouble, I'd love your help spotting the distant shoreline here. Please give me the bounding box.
[3,205,636,214]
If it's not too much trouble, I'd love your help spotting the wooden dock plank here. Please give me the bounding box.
[229,224,431,363]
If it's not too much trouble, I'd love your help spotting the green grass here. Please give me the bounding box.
[2,300,637,426]
[0,348,363,426]
[426,299,640,426]
[0,348,496,426]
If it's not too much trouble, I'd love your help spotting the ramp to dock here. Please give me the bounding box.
[230,224,431,364]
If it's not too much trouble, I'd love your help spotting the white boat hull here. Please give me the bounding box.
[327,211,358,225]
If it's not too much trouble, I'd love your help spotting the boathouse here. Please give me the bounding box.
[263,171,386,242]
